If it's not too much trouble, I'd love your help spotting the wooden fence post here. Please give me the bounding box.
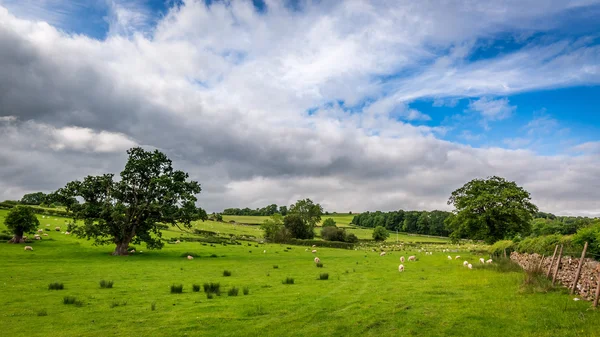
[547,245,559,278]
[571,242,588,295]
[552,245,563,286]
[594,272,600,308]
[537,254,545,271]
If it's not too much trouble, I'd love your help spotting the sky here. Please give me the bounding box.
[0,0,599,216]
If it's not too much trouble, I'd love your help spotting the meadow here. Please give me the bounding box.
[1,210,598,337]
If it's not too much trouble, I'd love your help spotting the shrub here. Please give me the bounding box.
[203,283,221,295]
[243,287,249,295]
[488,240,515,256]
[572,224,600,257]
[223,270,232,277]
[48,282,64,290]
[372,226,389,241]
[321,226,347,242]
[316,262,323,268]
[63,296,79,305]
[273,265,279,269]
[282,277,294,284]
[170,284,183,294]
[37,309,48,317]
[192,284,200,292]
[206,292,214,299]
[319,273,329,280]
[151,302,156,311]
[228,287,239,296]
[345,233,359,243]
[99,280,114,289]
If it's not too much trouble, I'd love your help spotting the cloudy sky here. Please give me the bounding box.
[0,0,599,216]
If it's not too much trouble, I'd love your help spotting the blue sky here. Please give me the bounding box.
[0,0,599,215]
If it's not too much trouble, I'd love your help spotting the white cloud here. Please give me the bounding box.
[0,1,599,216]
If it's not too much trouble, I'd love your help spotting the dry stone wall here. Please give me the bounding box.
[510,251,600,301]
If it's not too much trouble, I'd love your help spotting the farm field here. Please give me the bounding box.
[1,211,598,337]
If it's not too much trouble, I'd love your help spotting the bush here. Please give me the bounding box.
[372,226,389,241]
[228,287,239,296]
[572,224,600,257]
[170,284,183,294]
[322,218,336,227]
[316,262,323,268]
[321,226,347,242]
[488,240,515,256]
[223,270,232,277]
[37,309,48,317]
[203,283,221,295]
[206,292,214,299]
[319,273,329,280]
[192,284,200,292]
[99,280,113,289]
[48,282,64,290]
[63,296,83,306]
[282,277,294,284]
[345,233,359,243]
[151,302,156,311]
[273,265,279,269]
[243,287,249,295]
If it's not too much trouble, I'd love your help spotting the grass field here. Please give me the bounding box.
[1,210,598,337]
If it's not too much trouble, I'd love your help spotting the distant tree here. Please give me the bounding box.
[20,192,47,205]
[349,211,352,215]
[345,233,359,243]
[322,218,336,228]
[372,226,389,242]
[5,205,40,243]
[260,214,286,242]
[50,147,207,255]
[289,199,323,234]
[279,205,288,216]
[446,176,538,244]
[403,211,420,233]
[321,226,346,242]
[283,213,314,239]
[416,212,430,234]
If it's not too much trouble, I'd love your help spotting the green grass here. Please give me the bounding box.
[0,209,598,336]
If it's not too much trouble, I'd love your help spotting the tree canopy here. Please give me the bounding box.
[322,218,336,227]
[283,213,314,239]
[20,192,47,205]
[372,226,389,241]
[50,147,207,255]
[6,205,40,243]
[289,198,323,233]
[446,176,538,244]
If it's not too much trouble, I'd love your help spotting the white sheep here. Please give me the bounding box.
[398,264,405,272]
[43,234,48,236]
[486,259,493,264]
[65,232,70,235]
[408,255,416,261]
[448,256,452,260]
[463,261,469,267]
[455,256,461,259]
[187,255,194,260]
[380,252,386,256]
[263,250,266,253]
[312,250,317,253]
[37,229,43,233]
[479,258,485,264]
[468,264,473,269]
[400,256,405,263]
[312,245,316,248]
[24,246,33,251]
[130,249,135,253]
[55,227,60,231]
[175,240,180,244]
[314,257,320,264]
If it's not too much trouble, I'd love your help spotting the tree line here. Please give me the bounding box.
[351,210,453,237]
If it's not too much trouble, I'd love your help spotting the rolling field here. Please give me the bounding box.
[1,210,598,337]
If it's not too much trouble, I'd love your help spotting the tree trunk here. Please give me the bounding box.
[112,241,131,256]
[9,231,24,244]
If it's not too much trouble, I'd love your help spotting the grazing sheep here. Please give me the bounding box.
[43,234,48,236]
[175,240,180,244]
[24,246,33,251]
[37,229,43,233]
[34,235,40,240]
[448,256,452,260]
[187,255,194,260]
[312,250,317,253]
[55,227,60,231]
[305,248,308,252]
[479,258,485,264]
[486,259,493,264]
[400,256,405,263]
[455,256,461,259]
[130,249,135,253]
[312,245,316,248]
[380,252,386,256]
[314,257,320,264]
[463,261,469,267]
[408,255,416,261]
[468,264,473,269]
[398,264,404,272]
[65,232,70,235]
[263,250,266,253]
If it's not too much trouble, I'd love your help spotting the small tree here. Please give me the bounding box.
[50,147,207,255]
[284,213,314,239]
[372,226,389,242]
[289,199,323,234]
[5,206,40,243]
[321,226,346,242]
[20,192,47,205]
[322,218,336,228]
[260,214,285,242]
[345,233,359,243]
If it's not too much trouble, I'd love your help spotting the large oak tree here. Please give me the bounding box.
[446,176,538,244]
[51,147,207,255]
[6,205,40,243]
